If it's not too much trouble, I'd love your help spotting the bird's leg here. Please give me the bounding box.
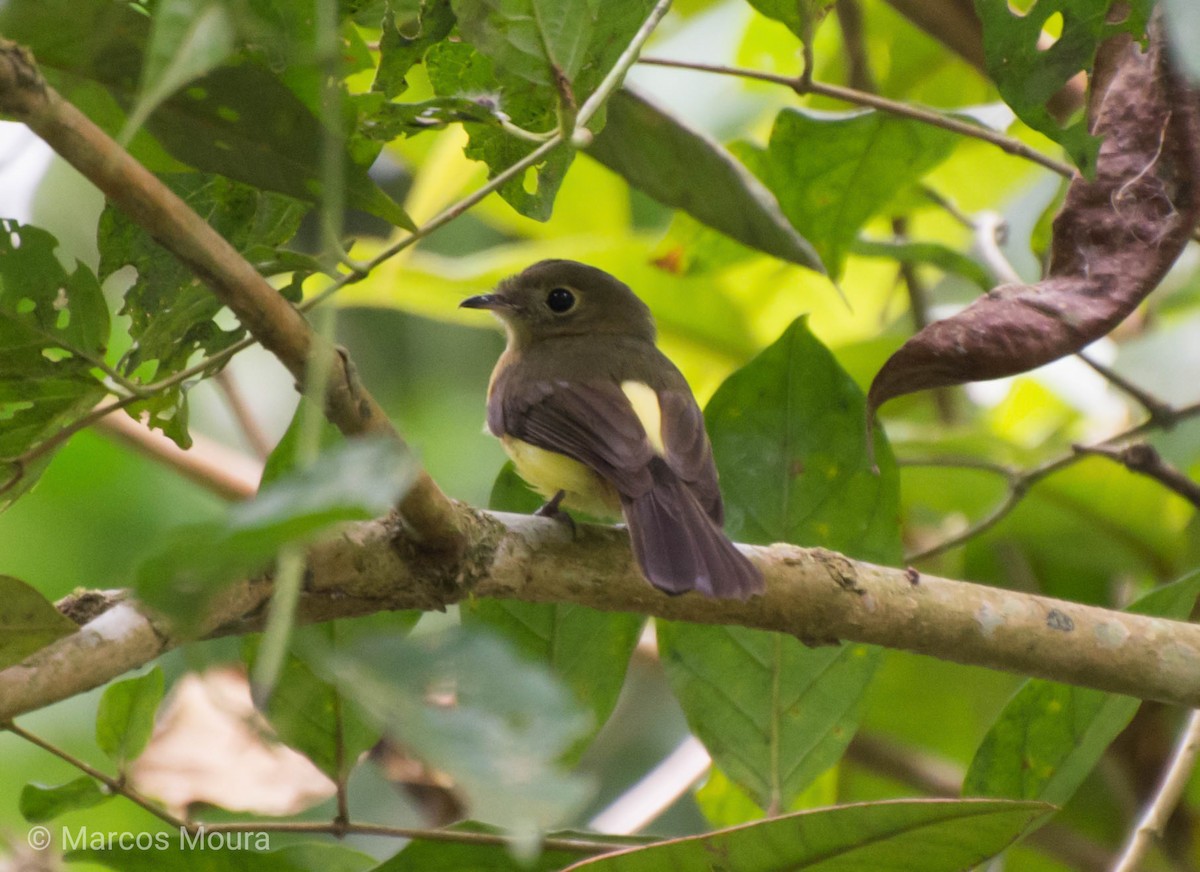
[535,489,576,536]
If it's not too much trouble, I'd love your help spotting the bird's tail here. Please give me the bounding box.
[621,462,763,600]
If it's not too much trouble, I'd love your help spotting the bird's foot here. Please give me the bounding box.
[535,490,576,536]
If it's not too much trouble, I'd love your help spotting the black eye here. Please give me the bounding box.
[546,287,575,313]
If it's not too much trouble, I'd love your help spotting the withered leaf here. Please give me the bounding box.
[867,24,1200,421]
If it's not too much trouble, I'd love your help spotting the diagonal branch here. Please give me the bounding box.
[0,37,465,552]
[4,509,1200,721]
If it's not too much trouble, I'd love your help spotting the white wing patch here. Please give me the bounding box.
[620,380,665,456]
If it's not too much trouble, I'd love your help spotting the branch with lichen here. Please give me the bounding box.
[3,508,1200,722]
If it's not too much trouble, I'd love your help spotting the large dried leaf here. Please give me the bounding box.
[868,29,1200,419]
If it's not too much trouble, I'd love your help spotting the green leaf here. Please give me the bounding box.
[0,220,109,505]
[247,638,381,781]
[974,0,1152,175]
[20,777,111,823]
[658,318,898,811]
[461,463,644,758]
[745,0,836,43]
[563,799,1054,871]
[373,0,456,98]
[659,624,879,813]
[588,89,824,274]
[963,570,1200,805]
[123,0,237,140]
[69,840,377,872]
[95,666,165,770]
[706,316,901,563]
[322,626,593,844]
[851,238,992,290]
[425,40,574,220]
[428,0,655,218]
[452,0,590,87]
[259,399,345,488]
[373,823,622,871]
[736,109,958,278]
[136,437,415,628]
[0,575,79,669]
[98,174,308,446]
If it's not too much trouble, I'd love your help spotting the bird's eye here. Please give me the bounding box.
[546,287,575,313]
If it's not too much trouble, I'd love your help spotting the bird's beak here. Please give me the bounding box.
[459,293,508,310]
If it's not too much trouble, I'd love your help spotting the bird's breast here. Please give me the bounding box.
[500,435,621,519]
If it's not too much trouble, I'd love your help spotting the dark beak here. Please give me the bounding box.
[459,293,507,310]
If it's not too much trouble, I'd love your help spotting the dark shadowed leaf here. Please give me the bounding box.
[96,666,165,771]
[963,570,1200,804]
[974,0,1153,175]
[658,318,899,812]
[868,32,1200,419]
[20,777,111,823]
[735,108,957,278]
[563,799,1054,871]
[0,575,78,669]
[0,221,109,506]
[588,89,823,273]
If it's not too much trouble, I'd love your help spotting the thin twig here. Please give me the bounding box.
[214,371,272,460]
[1073,443,1200,509]
[1077,354,1176,425]
[906,400,1200,562]
[973,210,1021,284]
[575,0,672,133]
[1111,710,1200,872]
[588,736,712,834]
[636,56,1076,178]
[95,405,260,500]
[4,721,185,830]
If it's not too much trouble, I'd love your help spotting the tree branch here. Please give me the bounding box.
[0,37,465,552]
[635,56,1075,178]
[4,509,1200,720]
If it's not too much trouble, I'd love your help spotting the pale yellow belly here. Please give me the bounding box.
[501,436,620,519]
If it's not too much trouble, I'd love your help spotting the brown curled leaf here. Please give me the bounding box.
[867,24,1200,422]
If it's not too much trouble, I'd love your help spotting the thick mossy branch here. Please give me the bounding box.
[2,509,1199,720]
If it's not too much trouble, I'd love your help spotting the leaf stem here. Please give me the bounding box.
[635,56,1076,178]
[4,721,183,830]
[1111,709,1200,872]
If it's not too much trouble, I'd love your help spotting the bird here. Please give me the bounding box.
[460,259,763,599]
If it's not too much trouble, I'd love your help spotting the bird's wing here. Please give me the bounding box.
[658,389,724,526]
[496,378,657,497]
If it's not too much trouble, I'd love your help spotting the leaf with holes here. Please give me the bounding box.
[98,174,307,446]
[429,0,656,218]
[0,221,109,506]
[372,0,457,98]
[974,0,1153,175]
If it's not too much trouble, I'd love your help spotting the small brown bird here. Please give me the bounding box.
[461,259,763,599]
